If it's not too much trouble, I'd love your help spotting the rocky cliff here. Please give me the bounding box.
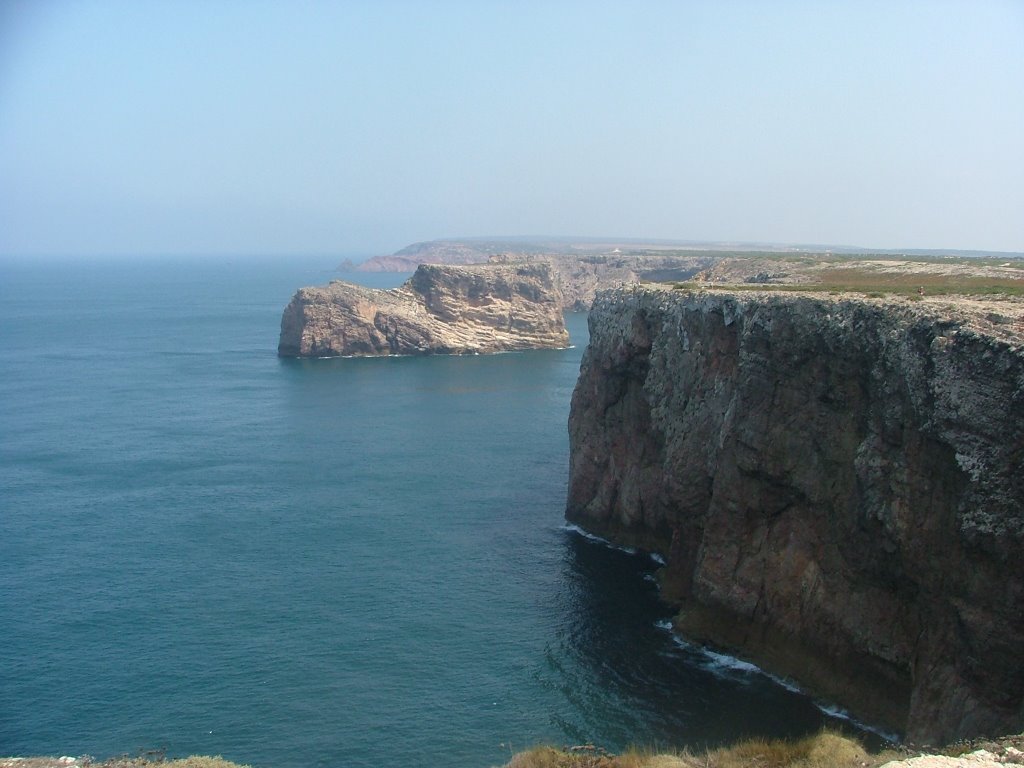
[344,240,721,311]
[278,262,569,357]
[567,286,1024,744]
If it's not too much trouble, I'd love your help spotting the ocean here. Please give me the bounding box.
[0,256,876,768]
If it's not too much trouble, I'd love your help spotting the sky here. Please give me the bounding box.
[0,0,1022,258]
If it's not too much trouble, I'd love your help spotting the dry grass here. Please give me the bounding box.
[693,731,883,767]
[813,269,1024,297]
[673,268,1024,298]
[503,730,902,768]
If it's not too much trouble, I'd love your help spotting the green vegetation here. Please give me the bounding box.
[815,268,1024,296]
[623,248,1024,269]
[504,730,901,768]
[672,268,1024,298]
[621,249,842,264]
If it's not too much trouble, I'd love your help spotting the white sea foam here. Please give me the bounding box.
[671,635,694,650]
[561,523,669,565]
[663,632,806,694]
[769,675,803,694]
[561,526,900,743]
[561,523,638,555]
[813,702,901,743]
[669,637,900,742]
[701,648,763,675]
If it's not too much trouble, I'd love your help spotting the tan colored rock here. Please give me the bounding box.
[346,238,1024,312]
[879,751,1003,767]
[544,253,715,311]
[566,285,1024,744]
[278,262,569,357]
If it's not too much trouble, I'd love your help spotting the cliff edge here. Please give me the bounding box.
[567,286,1024,744]
[278,262,569,357]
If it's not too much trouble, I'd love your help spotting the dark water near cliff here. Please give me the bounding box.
[1,257,876,767]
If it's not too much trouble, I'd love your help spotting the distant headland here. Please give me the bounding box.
[278,261,568,357]
[337,237,1024,311]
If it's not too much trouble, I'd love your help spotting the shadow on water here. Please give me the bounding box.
[548,530,893,753]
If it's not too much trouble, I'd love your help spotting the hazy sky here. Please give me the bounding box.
[1,1,1022,258]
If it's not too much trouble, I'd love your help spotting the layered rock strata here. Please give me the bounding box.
[567,286,1024,744]
[348,244,719,311]
[278,262,569,357]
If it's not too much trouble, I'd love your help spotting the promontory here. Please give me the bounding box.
[567,284,1024,745]
[278,262,569,357]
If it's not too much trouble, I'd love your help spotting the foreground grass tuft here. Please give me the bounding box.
[503,730,899,768]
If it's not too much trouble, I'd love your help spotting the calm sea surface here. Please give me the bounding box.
[1,257,874,768]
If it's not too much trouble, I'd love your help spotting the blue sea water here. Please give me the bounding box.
[1,256,877,768]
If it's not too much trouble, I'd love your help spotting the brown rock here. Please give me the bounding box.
[566,285,1024,744]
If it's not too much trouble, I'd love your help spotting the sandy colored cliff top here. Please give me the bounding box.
[625,255,1024,345]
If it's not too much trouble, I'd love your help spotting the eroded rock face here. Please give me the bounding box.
[546,254,715,311]
[278,262,569,357]
[567,286,1024,744]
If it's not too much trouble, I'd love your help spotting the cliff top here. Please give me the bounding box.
[345,237,1024,273]
[297,261,563,312]
[615,282,1024,347]
[343,239,1024,315]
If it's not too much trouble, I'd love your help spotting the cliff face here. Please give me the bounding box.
[567,286,1024,744]
[546,254,716,311]
[278,263,568,357]
[348,244,720,311]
